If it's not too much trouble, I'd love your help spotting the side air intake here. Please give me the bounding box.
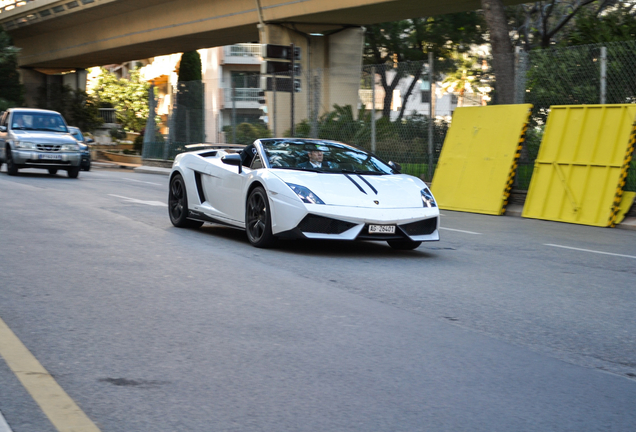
[298,214,357,234]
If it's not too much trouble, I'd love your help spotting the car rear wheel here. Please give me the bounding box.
[48,169,58,175]
[387,239,422,250]
[67,166,80,178]
[6,149,18,176]
[169,173,203,228]
[246,186,276,248]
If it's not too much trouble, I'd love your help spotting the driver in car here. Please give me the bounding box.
[298,145,336,169]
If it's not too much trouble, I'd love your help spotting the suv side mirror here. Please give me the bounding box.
[86,137,95,144]
[0,125,6,133]
[221,153,243,174]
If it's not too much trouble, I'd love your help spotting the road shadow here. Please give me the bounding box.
[195,224,437,259]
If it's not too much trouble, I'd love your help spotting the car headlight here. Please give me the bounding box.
[15,140,35,149]
[61,144,79,151]
[286,183,325,204]
[421,187,437,208]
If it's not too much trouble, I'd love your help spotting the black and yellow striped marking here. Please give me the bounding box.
[608,123,636,227]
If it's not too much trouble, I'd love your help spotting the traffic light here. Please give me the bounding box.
[261,61,301,76]
[260,44,301,61]
[260,44,302,92]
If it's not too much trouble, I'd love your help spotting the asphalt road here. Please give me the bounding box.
[0,166,635,432]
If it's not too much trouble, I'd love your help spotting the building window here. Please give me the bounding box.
[420,79,431,103]
[231,71,259,89]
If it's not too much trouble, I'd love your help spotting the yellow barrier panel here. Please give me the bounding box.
[522,105,636,227]
[615,192,636,225]
[431,104,532,215]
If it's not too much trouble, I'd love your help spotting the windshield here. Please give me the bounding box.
[69,128,83,141]
[260,139,395,175]
[11,112,69,133]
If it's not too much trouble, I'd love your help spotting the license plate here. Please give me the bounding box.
[368,225,396,234]
[38,154,62,160]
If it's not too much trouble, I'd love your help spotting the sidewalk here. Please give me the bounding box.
[94,160,636,231]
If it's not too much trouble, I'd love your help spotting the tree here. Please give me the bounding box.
[174,51,204,143]
[481,0,516,104]
[92,67,153,132]
[507,0,616,50]
[36,83,103,132]
[364,13,485,118]
[0,29,23,110]
[565,1,636,44]
[441,53,488,107]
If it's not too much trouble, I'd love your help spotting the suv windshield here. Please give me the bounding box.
[260,139,396,175]
[11,112,68,133]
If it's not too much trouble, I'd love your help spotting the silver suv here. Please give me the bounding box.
[0,108,82,178]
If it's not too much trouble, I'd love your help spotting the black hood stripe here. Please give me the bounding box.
[356,174,378,195]
[343,173,367,194]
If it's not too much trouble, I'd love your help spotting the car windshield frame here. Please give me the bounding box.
[11,111,69,133]
[258,138,397,175]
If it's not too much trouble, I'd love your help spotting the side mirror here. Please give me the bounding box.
[0,126,6,133]
[388,161,402,173]
[86,137,95,144]
[221,153,243,174]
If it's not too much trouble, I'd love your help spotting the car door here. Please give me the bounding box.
[201,146,257,223]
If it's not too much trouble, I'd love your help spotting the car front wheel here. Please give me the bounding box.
[67,166,80,178]
[168,173,203,228]
[245,186,276,248]
[6,149,18,176]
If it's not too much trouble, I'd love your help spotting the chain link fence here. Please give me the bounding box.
[516,40,636,191]
[142,42,634,190]
[143,59,458,181]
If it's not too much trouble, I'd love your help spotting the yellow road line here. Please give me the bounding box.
[0,316,101,432]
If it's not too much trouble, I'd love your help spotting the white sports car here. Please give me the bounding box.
[168,138,440,249]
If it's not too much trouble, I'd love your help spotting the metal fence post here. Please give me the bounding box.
[600,46,607,104]
[231,86,236,143]
[371,66,376,154]
[273,72,277,137]
[427,53,434,181]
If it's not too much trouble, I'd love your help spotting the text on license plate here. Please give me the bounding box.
[38,154,62,160]
[368,225,396,234]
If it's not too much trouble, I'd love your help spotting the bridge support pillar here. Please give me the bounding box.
[19,68,87,110]
[259,24,364,136]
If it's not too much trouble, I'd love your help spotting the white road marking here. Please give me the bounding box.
[440,227,482,235]
[545,244,636,260]
[0,410,12,432]
[108,194,167,207]
[123,177,162,186]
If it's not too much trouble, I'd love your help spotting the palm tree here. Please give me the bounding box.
[441,52,487,107]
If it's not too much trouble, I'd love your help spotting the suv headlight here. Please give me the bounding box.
[15,140,36,149]
[61,143,79,151]
[421,187,437,208]
[286,183,325,204]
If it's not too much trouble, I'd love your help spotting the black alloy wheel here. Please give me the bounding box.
[387,239,422,250]
[245,186,276,248]
[168,174,203,228]
[6,148,18,176]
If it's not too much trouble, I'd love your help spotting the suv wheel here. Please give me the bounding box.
[67,166,80,178]
[6,149,18,176]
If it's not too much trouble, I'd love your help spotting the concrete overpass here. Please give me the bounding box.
[1,0,525,135]
[1,0,524,70]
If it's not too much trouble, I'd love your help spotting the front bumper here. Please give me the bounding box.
[271,196,440,242]
[12,149,82,168]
